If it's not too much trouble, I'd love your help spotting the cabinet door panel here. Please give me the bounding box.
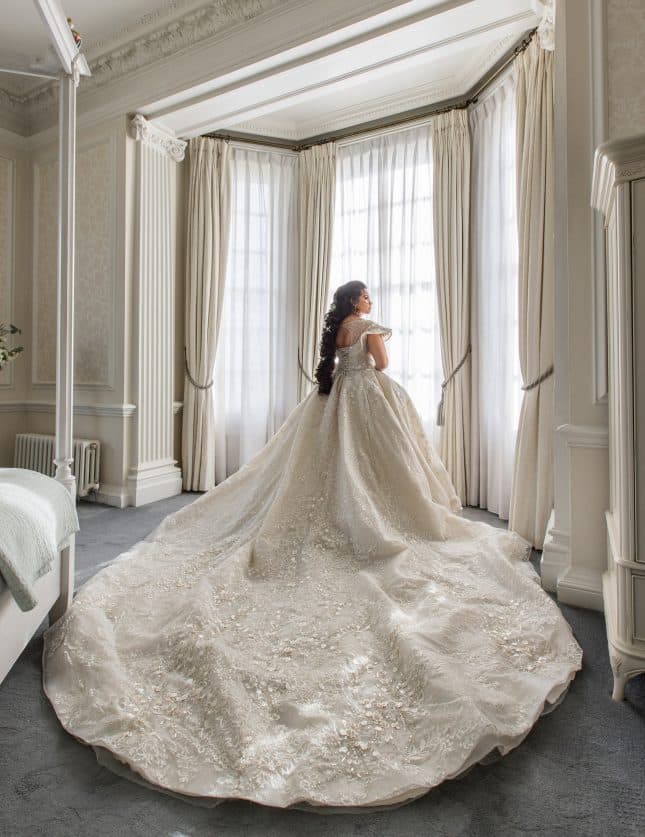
[632,178,645,563]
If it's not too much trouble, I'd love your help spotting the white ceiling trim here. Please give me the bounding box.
[0,0,426,137]
[151,7,536,139]
[232,30,520,142]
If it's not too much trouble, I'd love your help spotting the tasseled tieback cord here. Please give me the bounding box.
[297,347,317,385]
[185,347,318,390]
[521,364,554,391]
[184,348,213,390]
[436,344,471,426]
[436,347,554,427]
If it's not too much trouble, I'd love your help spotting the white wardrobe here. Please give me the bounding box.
[592,135,645,700]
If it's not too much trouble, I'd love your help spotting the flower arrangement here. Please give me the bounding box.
[0,323,23,370]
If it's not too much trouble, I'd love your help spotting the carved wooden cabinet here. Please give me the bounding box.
[592,135,645,700]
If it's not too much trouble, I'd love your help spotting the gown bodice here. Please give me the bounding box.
[334,318,392,376]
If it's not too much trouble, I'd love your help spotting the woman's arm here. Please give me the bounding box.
[366,333,388,370]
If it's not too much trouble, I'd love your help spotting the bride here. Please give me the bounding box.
[43,280,582,810]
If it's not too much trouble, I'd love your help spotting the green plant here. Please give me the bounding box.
[0,323,24,369]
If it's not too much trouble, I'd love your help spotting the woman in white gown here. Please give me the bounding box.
[43,281,582,810]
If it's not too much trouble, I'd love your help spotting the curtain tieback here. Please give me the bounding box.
[436,344,471,426]
[184,348,213,391]
[521,364,554,391]
[297,346,317,386]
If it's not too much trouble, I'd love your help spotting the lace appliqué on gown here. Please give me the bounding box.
[42,318,583,810]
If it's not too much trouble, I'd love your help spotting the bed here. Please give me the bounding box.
[0,1,90,686]
[0,546,72,684]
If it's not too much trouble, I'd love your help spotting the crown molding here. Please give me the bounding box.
[0,0,287,133]
[230,26,519,142]
[235,77,456,140]
[130,114,187,161]
[592,134,645,222]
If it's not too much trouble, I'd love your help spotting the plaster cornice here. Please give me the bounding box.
[0,0,285,133]
[592,133,645,222]
[130,114,187,161]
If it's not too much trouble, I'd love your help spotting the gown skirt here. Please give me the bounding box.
[42,320,582,810]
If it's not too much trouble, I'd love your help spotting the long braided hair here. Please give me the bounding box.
[314,280,367,395]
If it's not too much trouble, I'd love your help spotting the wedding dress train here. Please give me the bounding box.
[42,318,582,809]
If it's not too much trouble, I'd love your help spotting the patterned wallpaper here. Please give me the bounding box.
[35,139,114,386]
[607,0,645,139]
[0,156,14,388]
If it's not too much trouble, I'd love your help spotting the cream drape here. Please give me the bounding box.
[182,137,231,491]
[508,38,555,549]
[432,109,472,504]
[297,144,336,401]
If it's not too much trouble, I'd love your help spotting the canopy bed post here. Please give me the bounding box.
[0,3,90,683]
[48,64,79,621]
[54,63,79,499]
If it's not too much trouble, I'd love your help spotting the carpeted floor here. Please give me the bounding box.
[1,495,644,837]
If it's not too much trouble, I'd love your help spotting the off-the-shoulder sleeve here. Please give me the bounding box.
[361,320,392,341]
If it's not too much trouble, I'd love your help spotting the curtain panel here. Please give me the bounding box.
[431,109,472,504]
[469,74,522,519]
[508,38,555,549]
[182,137,231,491]
[297,144,336,400]
[330,124,443,442]
[212,145,299,482]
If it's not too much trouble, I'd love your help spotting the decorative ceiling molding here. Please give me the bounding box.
[234,78,458,140]
[130,113,187,161]
[228,29,519,141]
[0,0,285,131]
[592,134,645,221]
[457,30,517,92]
[158,7,537,139]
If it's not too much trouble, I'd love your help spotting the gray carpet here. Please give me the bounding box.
[1,495,644,837]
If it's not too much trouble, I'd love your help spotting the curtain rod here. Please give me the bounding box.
[204,27,536,152]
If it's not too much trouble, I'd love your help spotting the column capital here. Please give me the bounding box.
[130,114,187,162]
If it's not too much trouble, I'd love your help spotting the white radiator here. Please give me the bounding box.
[13,433,101,498]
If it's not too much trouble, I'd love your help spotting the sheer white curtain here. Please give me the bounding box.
[469,74,522,519]
[212,145,299,483]
[330,123,442,442]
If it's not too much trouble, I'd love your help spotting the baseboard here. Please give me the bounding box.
[127,461,183,507]
[557,565,604,612]
[541,513,570,593]
[92,483,131,508]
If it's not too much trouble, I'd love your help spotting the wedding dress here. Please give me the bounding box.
[42,317,582,810]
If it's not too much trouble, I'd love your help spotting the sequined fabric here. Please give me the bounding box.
[42,319,582,809]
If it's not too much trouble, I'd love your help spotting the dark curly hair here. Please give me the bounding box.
[314,280,367,395]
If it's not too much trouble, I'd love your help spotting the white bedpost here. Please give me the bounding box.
[54,63,78,498]
[50,61,80,621]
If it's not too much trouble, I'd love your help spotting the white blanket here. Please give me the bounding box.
[0,468,79,612]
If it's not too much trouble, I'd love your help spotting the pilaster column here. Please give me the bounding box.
[542,0,609,611]
[127,114,186,506]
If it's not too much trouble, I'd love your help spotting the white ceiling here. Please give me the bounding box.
[141,0,542,140]
[0,0,207,92]
[0,0,545,140]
